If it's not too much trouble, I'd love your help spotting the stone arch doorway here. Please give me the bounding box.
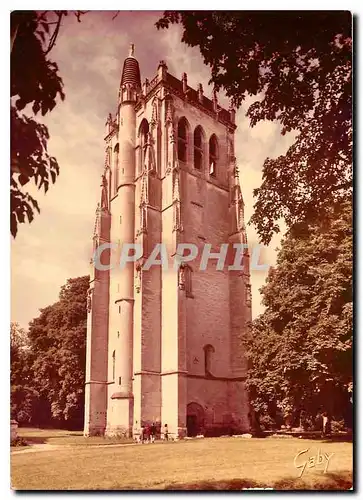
[186,402,204,437]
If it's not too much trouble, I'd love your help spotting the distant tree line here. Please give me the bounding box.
[11,275,89,429]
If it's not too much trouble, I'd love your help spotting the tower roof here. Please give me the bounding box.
[120,43,141,89]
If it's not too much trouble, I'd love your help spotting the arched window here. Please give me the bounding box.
[113,143,119,194]
[203,344,215,376]
[177,117,188,162]
[138,119,149,174]
[194,126,204,170]
[112,350,115,381]
[209,135,218,176]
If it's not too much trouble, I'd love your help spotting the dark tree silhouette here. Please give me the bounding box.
[11,11,87,237]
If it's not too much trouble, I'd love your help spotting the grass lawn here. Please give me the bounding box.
[11,435,353,490]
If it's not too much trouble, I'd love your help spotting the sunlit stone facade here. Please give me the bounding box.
[84,46,252,439]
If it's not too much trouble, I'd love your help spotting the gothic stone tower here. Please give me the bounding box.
[84,46,252,438]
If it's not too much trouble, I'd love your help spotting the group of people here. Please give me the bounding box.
[134,422,169,443]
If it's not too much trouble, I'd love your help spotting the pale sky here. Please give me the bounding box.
[11,11,296,329]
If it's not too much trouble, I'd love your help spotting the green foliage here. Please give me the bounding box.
[10,322,38,424]
[28,275,89,426]
[331,419,346,433]
[10,11,65,237]
[243,200,352,423]
[11,436,28,447]
[258,414,278,432]
[10,276,89,428]
[11,385,40,425]
[10,10,88,238]
[156,12,352,244]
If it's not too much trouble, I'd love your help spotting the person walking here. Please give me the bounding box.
[164,423,169,441]
[322,412,328,437]
[144,424,150,443]
[140,424,145,444]
[150,422,156,443]
[134,420,140,443]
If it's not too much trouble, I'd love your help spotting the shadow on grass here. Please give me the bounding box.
[320,436,353,443]
[18,432,83,445]
[165,471,353,491]
[21,435,79,445]
[20,436,47,445]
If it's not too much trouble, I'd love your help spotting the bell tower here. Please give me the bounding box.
[84,46,251,438]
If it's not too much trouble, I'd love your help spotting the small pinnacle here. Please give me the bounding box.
[129,43,135,57]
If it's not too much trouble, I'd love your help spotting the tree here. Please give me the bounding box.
[11,11,87,238]
[27,275,89,428]
[10,322,39,424]
[243,200,352,426]
[156,11,352,244]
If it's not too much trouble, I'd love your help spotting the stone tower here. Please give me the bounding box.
[84,46,252,438]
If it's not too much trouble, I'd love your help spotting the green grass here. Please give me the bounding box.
[11,435,353,490]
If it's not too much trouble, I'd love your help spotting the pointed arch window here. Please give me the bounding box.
[112,350,116,381]
[177,117,188,162]
[106,147,111,168]
[185,265,193,298]
[138,119,149,175]
[179,263,193,298]
[194,126,204,170]
[209,135,218,176]
[203,344,215,376]
[113,143,119,194]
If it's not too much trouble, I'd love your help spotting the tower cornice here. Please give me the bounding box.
[135,71,237,131]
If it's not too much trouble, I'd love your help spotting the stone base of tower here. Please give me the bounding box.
[105,395,133,437]
[161,373,188,441]
[184,378,250,437]
[177,427,187,439]
[83,382,107,437]
[84,423,106,437]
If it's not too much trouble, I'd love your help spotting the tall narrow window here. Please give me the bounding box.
[185,265,193,298]
[194,126,204,170]
[179,264,193,297]
[113,143,119,194]
[204,344,215,376]
[107,147,112,203]
[209,135,218,176]
[112,350,115,381]
[178,117,188,162]
[138,119,149,174]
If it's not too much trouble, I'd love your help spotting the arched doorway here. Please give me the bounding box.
[186,402,204,437]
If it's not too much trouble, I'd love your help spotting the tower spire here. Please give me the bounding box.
[119,45,141,102]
